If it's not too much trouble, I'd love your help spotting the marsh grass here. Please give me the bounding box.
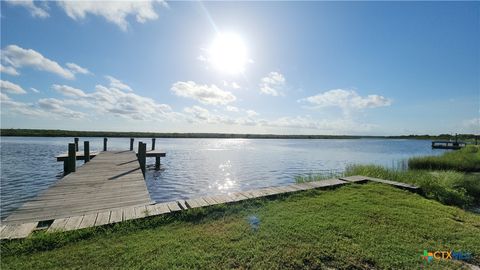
[345,165,480,208]
[408,145,480,172]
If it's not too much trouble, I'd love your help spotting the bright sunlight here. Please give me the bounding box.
[208,32,248,75]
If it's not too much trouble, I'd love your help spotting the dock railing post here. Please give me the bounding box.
[74,137,79,152]
[67,143,76,174]
[130,138,134,151]
[155,156,161,170]
[152,138,156,150]
[138,142,146,176]
[84,141,90,163]
[103,138,108,151]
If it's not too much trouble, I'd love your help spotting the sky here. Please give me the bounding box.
[0,1,479,135]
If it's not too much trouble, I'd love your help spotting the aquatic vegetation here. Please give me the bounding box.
[408,145,480,172]
[344,165,480,208]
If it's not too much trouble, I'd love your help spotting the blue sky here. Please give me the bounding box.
[1,1,478,135]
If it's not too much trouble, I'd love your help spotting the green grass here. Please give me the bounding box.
[344,165,480,208]
[409,145,480,172]
[1,184,479,269]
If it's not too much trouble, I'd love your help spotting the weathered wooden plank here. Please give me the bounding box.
[177,200,188,210]
[64,216,84,231]
[109,209,123,223]
[195,198,211,207]
[202,197,219,205]
[4,151,152,229]
[339,176,368,183]
[95,211,110,226]
[123,207,136,221]
[78,213,97,229]
[185,199,200,209]
[1,223,37,239]
[134,206,147,219]
[152,203,171,215]
[47,218,69,232]
[166,201,181,212]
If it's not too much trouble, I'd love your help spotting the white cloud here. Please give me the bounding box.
[0,80,26,94]
[66,63,91,75]
[299,89,392,113]
[38,98,86,119]
[30,87,40,93]
[246,110,259,117]
[265,116,376,133]
[6,0,49,18]
[223,81,241,89]
[1,45,75,79]
[226,106,239,112]
[171,81,236,105]
[105,75,133,91]
[52,84,87,97]
[58,1,167,31]
[259,72,285,96]
[462,118,480,133]
[0,64,19,76]
[1,98,43,116]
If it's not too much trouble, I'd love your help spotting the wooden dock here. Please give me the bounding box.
[0,173,419,240]
[3,151,153,225]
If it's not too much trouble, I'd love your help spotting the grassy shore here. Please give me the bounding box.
[1,128,478,140]
[344,165,480,208]
[2,183,479,269]
[409,145,480,172]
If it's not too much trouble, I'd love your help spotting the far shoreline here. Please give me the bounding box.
[0,128,477,141]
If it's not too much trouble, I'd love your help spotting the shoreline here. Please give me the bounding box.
[1,129,477,140]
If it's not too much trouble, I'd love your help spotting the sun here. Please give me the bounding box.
[208,32,248,75]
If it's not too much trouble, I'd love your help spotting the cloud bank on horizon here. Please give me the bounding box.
[1,1,478,135]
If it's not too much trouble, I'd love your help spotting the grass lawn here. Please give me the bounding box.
[2,183,479,269]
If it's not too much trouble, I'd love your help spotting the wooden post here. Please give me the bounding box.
[67,143,76,174]
[103,138,108,151]
[138,142,146,176]
[152,138,156,150]
[84,141,90,163]
[130,138,134,151]
[155,156,160,170]
[74,138,79,152]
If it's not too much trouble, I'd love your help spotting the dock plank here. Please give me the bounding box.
[78,213,97,229]
[1,223,37,239]
[64,216,83,231]
[4,151,152,225]
[47,218,69,232]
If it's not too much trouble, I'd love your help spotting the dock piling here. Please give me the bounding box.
[74,138,79,151]
[84,141,90,163]
[130,138,134,151]
[138,142,146,176]
[103,138,108,151]
[66,143,76,174]
[155,156,161,170]
[152,138,156,150]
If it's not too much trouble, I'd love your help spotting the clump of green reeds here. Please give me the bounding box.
[408,145,480,172]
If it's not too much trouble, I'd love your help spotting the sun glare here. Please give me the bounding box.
[208,32,248,75]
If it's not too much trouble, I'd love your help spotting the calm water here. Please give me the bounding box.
[0,137,446,219]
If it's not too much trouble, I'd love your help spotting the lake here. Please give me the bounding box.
[0,137,446,219]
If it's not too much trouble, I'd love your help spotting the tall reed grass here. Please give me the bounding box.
[408,145,480,172]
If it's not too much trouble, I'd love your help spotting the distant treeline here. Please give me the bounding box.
[0,129,478,140]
